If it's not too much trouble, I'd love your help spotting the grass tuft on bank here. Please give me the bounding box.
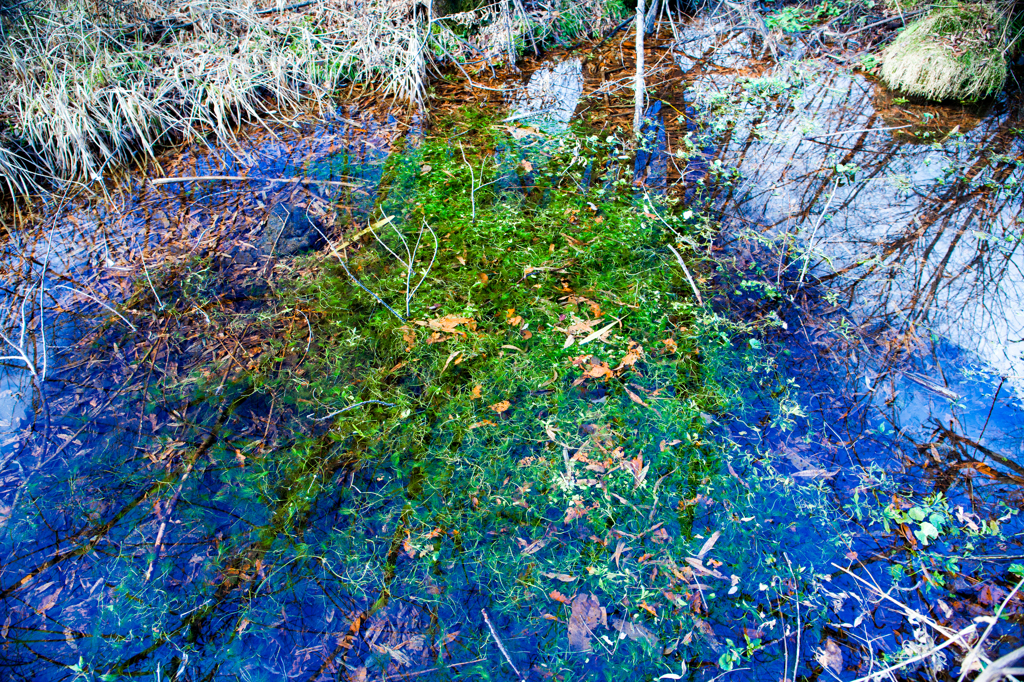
[0,0,624,192]
[880,1,1018,100]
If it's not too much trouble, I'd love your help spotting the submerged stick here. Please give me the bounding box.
[151,175,359,188]
[666,243,704,306]
[481,609,526,681]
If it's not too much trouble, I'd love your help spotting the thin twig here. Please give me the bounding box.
[482,609,525,682]
[797,178,840,289]
[666,243,704,305]
[804,125,913,140]
[314,226,406,322]
[56,285,137,331]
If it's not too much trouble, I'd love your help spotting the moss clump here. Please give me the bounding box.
[880,2,1014,100]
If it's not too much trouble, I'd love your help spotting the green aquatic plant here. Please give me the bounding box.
[879,2,1017,100]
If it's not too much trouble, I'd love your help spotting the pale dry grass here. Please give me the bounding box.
[880,2,1016,100]
[0,0,617,190]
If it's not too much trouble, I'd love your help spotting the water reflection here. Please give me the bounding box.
[709,64,1024,465]
[698,59,1024,676]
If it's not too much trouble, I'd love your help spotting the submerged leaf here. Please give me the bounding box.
[611,618,658,646]
[568,593,605,652]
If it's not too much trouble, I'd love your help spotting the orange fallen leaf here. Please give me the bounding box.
[549,590,572,605]
[470,385,482,400]
[416,315,475,335]
[490,400,511,414]
[469,420,496,430]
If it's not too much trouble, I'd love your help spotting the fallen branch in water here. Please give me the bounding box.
[482,609,526,682]
[151,175,360,188]
[666,243,704,306]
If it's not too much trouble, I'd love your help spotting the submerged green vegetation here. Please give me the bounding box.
[0,110,852,679]
[176,113,845,677]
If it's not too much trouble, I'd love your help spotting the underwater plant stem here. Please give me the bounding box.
[481,609,525,681]
[314,226,406,322]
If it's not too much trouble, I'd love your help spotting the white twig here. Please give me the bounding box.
[141,253,164,310]
[786,554,802,682]
[633,0,646,137]
[482,609,526,682]
[311,400,396,421]
[853,624,979,682]
[958,577,1024,682]
[666,243,704,305]
[56,285,137,331]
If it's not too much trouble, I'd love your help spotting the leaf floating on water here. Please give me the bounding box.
[568,593,605,652]
[611,618,658,646]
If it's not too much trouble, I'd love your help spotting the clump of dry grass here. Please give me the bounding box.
[880,2,1018,100]
[0,0,618,192]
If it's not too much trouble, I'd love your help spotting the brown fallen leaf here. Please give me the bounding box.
[611,618,658,646]
[490,400,511,414]
[568,593,606,652]
[625,388,649,407]
[470,384,482,400]
[685,557,727,579]
[815,637,843,675]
